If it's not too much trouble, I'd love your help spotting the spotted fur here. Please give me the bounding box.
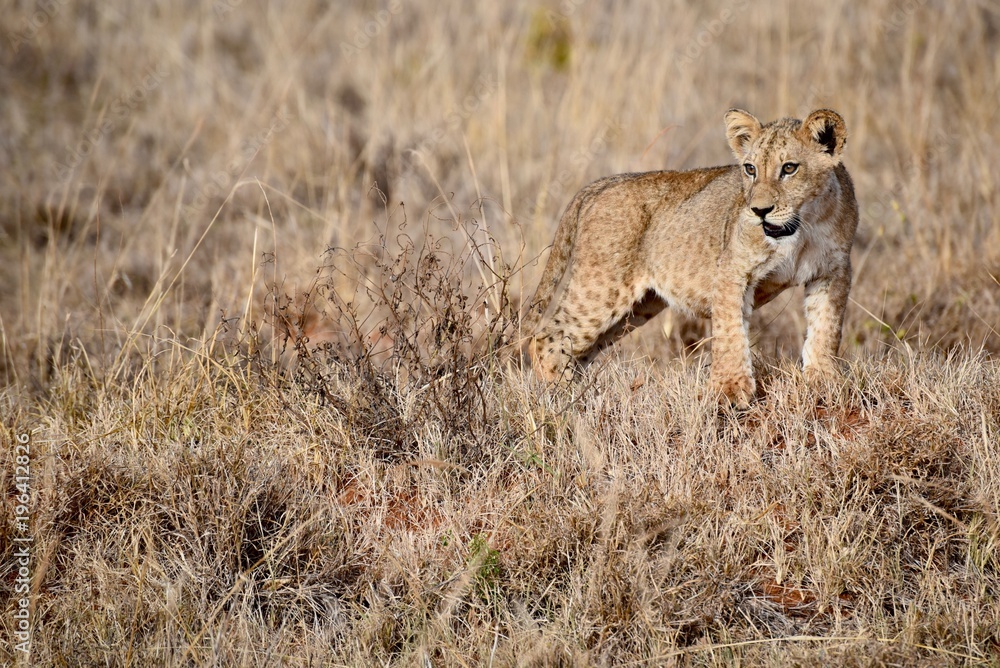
[525,109,859,407]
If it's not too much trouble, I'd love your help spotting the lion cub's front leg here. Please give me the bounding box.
[710,275,756,408]
[801,265,851,385]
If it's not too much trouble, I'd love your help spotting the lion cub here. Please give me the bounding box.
[527,109,858,407]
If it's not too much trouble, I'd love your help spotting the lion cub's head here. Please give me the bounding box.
[724,108,847,238]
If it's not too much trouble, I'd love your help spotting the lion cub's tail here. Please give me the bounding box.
[521,193,584,337]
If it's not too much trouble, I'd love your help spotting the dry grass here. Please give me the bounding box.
[2,0,1000,665]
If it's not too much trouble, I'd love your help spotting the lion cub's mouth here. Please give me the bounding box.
[761,217,801,239]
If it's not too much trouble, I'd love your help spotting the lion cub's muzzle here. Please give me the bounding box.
[761,217,801,238]
[750,207,801,239]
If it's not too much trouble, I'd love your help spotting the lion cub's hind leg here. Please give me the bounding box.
[532,281,663,381]
[580,290,668,365]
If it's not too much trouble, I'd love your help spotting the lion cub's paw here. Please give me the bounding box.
[804,364,842,387]
[713,375,757,410]
[804,364,843,403]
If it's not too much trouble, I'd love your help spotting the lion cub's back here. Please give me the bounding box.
[572,166,738,234]
[567,166,740,302]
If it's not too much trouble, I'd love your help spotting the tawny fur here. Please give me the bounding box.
[525,109,859,407]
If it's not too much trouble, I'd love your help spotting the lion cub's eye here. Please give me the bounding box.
[781,162,799,176]
[743,164,756,177]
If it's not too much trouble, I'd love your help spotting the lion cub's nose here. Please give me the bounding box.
[750,205,774,220]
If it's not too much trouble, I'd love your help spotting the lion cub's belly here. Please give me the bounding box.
[753,275,794,308]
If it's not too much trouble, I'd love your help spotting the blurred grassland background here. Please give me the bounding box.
[1,0,998,372]
[1,0,1000,665]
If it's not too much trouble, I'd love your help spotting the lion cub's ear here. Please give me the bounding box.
[800,109,847,161]
[725,109,762,160]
